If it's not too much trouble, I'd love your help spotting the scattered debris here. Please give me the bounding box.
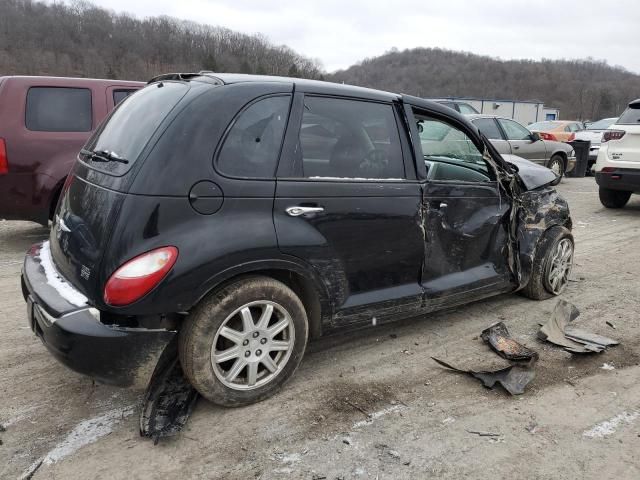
[442,417,456,424]
[606,321,617,330]
[432,357,535,395]
[466,430,501,437]
[525,422,539,434]
[481,322,538,361]
[0,423,5,432]
[139,339,199,443]
[601,363,616,371]
[538,300,619,353]
[583,411,640,438]
[342,437,352,445]
[387,449,401,459]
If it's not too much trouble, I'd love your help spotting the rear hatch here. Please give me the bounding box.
[49,81,190,300]
[575,129,605,146]
[606,103,640,163]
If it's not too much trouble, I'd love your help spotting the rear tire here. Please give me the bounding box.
[521,226,574,300]
[548,154,565,186]
[599,187,631,209]
[179,276,308,407]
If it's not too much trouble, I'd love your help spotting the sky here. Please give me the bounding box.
[69,0,640,73]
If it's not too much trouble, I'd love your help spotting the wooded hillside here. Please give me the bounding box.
[2,1,639,120]
[330,48,640,120]
[0,0,323,81]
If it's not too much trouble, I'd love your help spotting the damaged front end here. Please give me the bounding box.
[488,149,572,290]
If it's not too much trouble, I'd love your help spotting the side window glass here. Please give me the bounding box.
[417,115,492,183]
[26,87,92,132]
[113,89,137,105]
[217,95,291,178]
[298,97,404,179]
[498,119,531,141]
[472,118,503,140]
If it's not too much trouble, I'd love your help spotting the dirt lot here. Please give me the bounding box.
[1,177,639,480]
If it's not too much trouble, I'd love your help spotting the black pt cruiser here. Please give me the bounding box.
[22,73,573,406]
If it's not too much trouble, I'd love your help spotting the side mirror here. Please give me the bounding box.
[530,132,541,142]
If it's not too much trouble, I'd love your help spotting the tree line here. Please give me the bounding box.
[0,0,323,81]
[329,47,640,120]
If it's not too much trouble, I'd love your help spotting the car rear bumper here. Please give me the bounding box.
[21,242,175,387]
[595,169,640,193]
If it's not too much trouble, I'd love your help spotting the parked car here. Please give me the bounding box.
[527,120,585,142]
[22,73,573,407]
[434,100,479,114]
[0,76,144,225]
[574,117,618,171]
[594,100,640,208]
[467,114,576,183]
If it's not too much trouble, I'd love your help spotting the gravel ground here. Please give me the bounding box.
[1,177,639,480]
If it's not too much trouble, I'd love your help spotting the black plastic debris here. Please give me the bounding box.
[481,322,538,361]
[140,338,199,444]
[538,300,619,354]
[432,357,536,395]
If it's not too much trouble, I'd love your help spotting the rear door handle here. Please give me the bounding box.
[286,206,324,217]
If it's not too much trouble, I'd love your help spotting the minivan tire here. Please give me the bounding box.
[548,154,564,186]
[521,226,574,300]
[599,188,631,209]
[179,276,309,407]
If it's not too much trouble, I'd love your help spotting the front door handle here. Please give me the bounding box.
[286,206,325,217]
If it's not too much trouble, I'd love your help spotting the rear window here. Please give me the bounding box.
[529,121,559,131]
[82,81,188,175]
[26,87,92,132]
[617,106,640,124]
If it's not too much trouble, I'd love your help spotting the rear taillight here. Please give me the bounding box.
[104,246,178,306]
[567,133,576,142]
[539,132,558,141]
[0,138,7,175]
[602,130,625,142]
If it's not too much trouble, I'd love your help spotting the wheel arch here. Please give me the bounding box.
[190,258,331,339]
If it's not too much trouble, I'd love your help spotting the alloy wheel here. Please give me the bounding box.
[546,238,573,294]
[211,301,295,390]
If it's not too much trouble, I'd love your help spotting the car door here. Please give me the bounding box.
[274,93,425,328]
[471,117,511,155]
[409,105,514,309]
[498,118,547,165]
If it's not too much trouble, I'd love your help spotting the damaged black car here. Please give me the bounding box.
[21,73,573,407]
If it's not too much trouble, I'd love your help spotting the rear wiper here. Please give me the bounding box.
[80,148,129,164]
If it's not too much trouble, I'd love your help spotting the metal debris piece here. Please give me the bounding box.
[606,321,617,330]
[466,430,501,437]
[538,300,619,354]
[481,322,538,361]
[432,357,535,395]
[140,339,199,443]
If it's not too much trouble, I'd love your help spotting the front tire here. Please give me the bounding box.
[521,226,574,300]
[179,276,309,407]
[599,187,631,209]
[548,154,565,186]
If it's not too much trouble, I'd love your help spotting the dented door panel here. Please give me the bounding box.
[421,180,513,302]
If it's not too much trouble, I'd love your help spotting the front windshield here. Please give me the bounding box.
[587,118,618,130]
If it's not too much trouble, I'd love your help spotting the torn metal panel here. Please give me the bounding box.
[564,327,620,348]
[481,322,538,361]
[140,338,199,443]
[432,357,535,395]
[538,299,619,354]
[515,187,572,289]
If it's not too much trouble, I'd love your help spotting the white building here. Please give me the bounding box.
[432,97,558,125]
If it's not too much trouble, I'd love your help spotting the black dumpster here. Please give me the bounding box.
[567,140,591,178]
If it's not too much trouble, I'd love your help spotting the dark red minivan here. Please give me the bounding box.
[0,76,144,224]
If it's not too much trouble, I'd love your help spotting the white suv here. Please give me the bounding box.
[594,99,640,208]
